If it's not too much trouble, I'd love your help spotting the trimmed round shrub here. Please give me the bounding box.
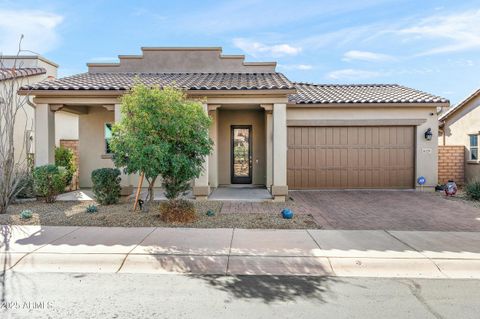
[33,165,67,203]
[160,199,197,223]
[465,180,480,200]
[91,168,121,205]
[55,146,76,187]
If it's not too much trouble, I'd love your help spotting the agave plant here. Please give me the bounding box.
[86,204,98,213]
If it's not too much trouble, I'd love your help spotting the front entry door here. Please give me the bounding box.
[231,125,252,184]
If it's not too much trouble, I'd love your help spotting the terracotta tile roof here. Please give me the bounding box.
[290,83,449,104]
[22,72,294,91]
[0,68,47,81]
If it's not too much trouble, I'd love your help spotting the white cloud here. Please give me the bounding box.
[327,68,382,80]
[398,9,480,56]
[278,64,313,71]
[342,50,396,62]
[0,10,63,54]
[233,38,301,58]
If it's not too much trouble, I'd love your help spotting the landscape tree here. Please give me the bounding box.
[0,36,32,214]
[110,84,212,211]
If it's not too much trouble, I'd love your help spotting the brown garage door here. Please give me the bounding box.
[287,126,415,189]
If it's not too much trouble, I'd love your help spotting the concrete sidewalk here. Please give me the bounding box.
[1,225,479,278]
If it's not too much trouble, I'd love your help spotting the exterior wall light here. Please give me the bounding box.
[424,128,433,141]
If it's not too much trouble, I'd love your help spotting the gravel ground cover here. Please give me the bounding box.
[4,200,320,229]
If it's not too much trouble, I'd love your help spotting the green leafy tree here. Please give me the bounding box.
[110,84,212,203]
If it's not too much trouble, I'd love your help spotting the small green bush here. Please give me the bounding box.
[55,147,76,187]
[86,204,98,213]
[33,165,67,203]
[466,180,480,200]
[91,168,121,205]
[20,209,33,219]
[16,173,36,199]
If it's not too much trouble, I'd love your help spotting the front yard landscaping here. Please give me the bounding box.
[4,200,320,229]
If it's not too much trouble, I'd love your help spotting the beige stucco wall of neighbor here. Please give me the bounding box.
[217,109,266,185]
[4,72,53,164]
[78,107,115,187]
[287,106,440,189]
[1,56,78,166]
[441,94,480,183]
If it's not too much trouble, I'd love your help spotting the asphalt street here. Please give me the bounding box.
[0,272,479,318]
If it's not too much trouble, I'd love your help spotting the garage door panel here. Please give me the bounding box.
[287,126,414,189]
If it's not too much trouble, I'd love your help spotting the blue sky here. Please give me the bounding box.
[1,0,479,104]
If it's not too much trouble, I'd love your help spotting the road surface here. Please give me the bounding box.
[0,272,479,318]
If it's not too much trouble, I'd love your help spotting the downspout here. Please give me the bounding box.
[26,95,36,108]
[442,121,446,146]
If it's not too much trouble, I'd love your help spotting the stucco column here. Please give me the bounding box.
[272,103,288,202]
[114,103,132,188]
[262,106,273,191]
[35,103,55,166]
[193,103,210,200]
[208,107,219,189]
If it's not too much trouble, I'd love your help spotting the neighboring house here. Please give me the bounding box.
[439,88,480,183]
[0,55,79,167]
[19,47,449,201]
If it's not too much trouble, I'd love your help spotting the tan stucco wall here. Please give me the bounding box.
[78,107,115,187]
[287,106,439,189]
[88,48,275,73]
[441,94,480,182]
[217,109,266,185]
[55,111,79,146]
[78,106,159,188]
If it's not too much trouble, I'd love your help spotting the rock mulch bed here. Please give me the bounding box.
[3,200,320,229]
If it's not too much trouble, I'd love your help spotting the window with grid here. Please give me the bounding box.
[470,134,478,161]
[105,123,113,154]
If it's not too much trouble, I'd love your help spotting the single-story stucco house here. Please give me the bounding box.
[1,55,79,165]
[439,88,480,183]
[19,47,449,201]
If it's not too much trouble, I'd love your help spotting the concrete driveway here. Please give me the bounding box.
[289,190,480,231]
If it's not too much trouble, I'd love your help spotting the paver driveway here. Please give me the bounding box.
[289,190,480,231]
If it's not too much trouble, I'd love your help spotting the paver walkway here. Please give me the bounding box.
[1,225,480,278]
[289,190,480,231]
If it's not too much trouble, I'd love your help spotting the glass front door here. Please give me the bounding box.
[231,126,252,184]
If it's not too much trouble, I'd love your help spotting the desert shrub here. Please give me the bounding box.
[55,146,76,186]
[91,168,121,205]
[465,180,480,200]
[20,209,33,219]
[33,165,67,203]
[160,199,197,223]
[86,204,98,213]
[15,173,35,199]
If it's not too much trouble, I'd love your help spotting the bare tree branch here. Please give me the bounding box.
[0,35,34,213]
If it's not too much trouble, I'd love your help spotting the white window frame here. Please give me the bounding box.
[105,122,113,154]
[469,134,478,161]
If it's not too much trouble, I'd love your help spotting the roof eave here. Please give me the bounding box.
[288,101,450,108]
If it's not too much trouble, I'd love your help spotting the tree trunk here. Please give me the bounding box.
[146,176,157,203]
